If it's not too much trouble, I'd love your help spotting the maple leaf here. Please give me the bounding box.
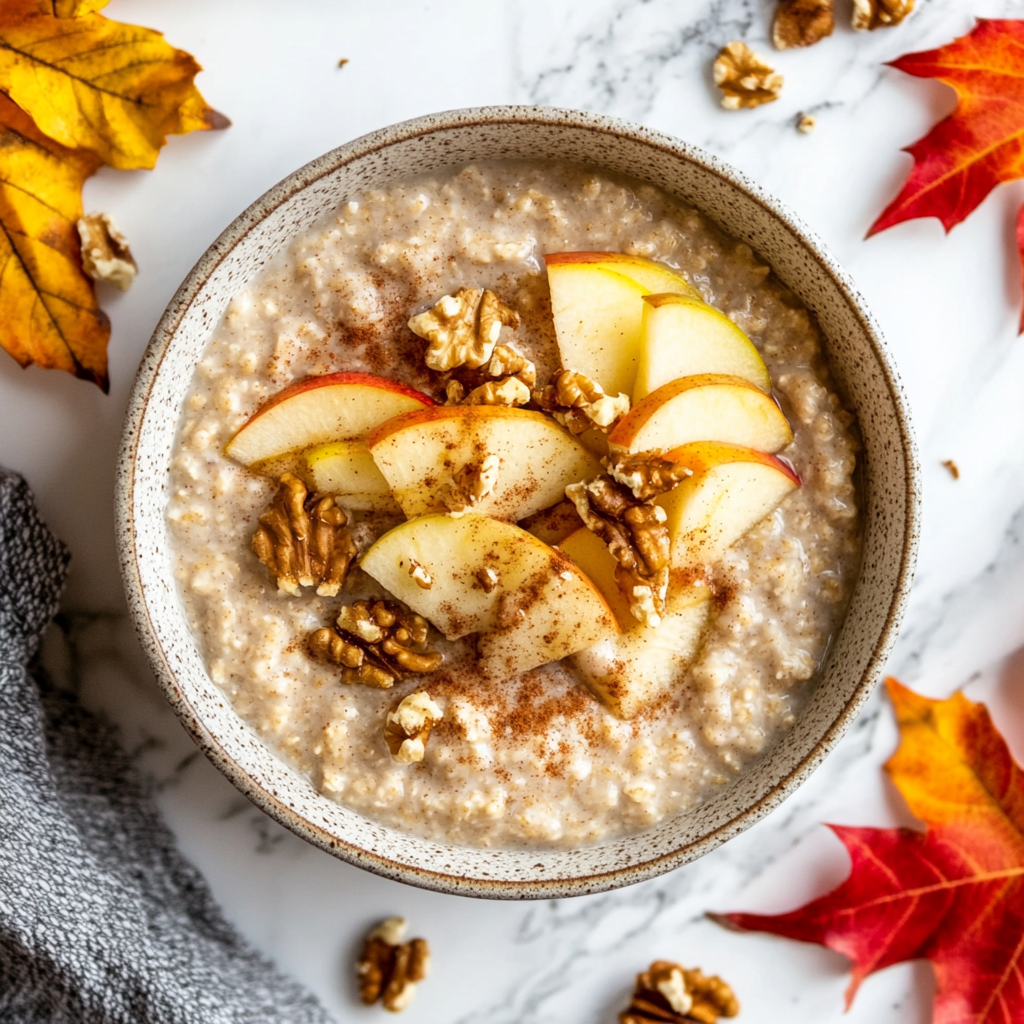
[1017,203,1024,335]
[869,19,1024,236]
[0,92,109,389]
[714,678,1024,1024]
[50,0,109,16]
[0,0,229,171]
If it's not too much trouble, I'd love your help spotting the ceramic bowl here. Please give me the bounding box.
[117,106,919,899]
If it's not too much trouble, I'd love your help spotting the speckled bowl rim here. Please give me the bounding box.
[117,105,920,899]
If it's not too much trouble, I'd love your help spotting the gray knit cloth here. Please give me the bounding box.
[0,468,334,1024]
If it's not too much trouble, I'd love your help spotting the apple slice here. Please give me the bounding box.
[633,294,771,402]
[225,372,434,466]
[360,513,618,679]
[305,440,399,512]
[608,374,793,455]
[544,262,650,398]
[658,441,800,571]
[558,527,711,719]
[544,251,700,298]
[367,406,601,522]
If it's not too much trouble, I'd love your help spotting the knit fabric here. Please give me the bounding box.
[0,469,333,1024]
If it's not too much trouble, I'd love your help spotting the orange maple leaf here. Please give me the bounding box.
[0,0,228,171]
[0,92,109,389]
[715,678,1024,1024]
[869,19,1024,236]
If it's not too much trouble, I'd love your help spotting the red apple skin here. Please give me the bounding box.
[240,372,434,428]
[662,441,801,487]
[607,373,791,452]
[367,404,555,449]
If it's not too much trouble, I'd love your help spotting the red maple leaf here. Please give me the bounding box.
[713,678,1024,1024]
[869,19,1024,236]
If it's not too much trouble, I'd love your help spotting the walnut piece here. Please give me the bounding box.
[78,212,137,291]
[534,370,630,435]
[773,0,834,49]
[409,288,520,371]
[463,376,531,407]
[384,690,444,763]
[442,455,501,514]
[566,477,671,627]
[252,473,357,597]
[713,41,783,110]
[620,961,739,1024]
[797,112,817,134]
[852,0,913,29]
[605,453,692,501]
[308,600,442,688]
[487,344,537,388]
[357,917,431,1013]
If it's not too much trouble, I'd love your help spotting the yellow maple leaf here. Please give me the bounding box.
[0,92,109,389]
[51,0,110,16]
[0,0,228,170]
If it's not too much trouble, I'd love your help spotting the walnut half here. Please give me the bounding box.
[308,600,442,688]
[773,0,834,49]
[566,476,671,628]
[252,473,357,597]
[384,690,444,763]
[713,41,783,110]
[78,212,138,291]
[852,0,914,30]
[533,370,630,435]
[409,288,520,371]
[357,917,431,1013]
[620,960,739,1024]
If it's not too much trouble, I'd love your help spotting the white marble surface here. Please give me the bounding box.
[6,0,1024,1020]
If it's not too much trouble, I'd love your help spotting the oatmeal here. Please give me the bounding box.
[166,162,861,848]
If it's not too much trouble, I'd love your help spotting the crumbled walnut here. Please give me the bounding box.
[444,380,466,405]
[852,0,913,29]
[605,453,692,501]
[534,370,630,435]
[252,473,357,597]
[463,376,531,407]
[78,212,138,291]
[620,961,739,1024]
[442,455,500,513]
[797,112,817,133]
[357,917,431,1012]
[942,459,960,480]
[408,559,433,589]
[409,288,520,371]
[475,565,499,593]
[713,41,783,110]
[486,344,537,388]
[773,0,833,49]
[566,477,670,627]
[308,600,442,688]
[384,691,443,763]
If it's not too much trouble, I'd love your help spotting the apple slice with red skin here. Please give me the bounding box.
[544,251,700,298]
[657,441,801,571]
[608,374,793,455]
[544,261,649,399]
[359,512,618,680]
[558,526,711,719]
[367,405,601,522]
[225,371,434,467]
[633,293,771,402]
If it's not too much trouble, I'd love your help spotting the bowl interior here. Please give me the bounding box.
[118,107,918,898]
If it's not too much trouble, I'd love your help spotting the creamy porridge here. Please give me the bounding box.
[166,162,861,848]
